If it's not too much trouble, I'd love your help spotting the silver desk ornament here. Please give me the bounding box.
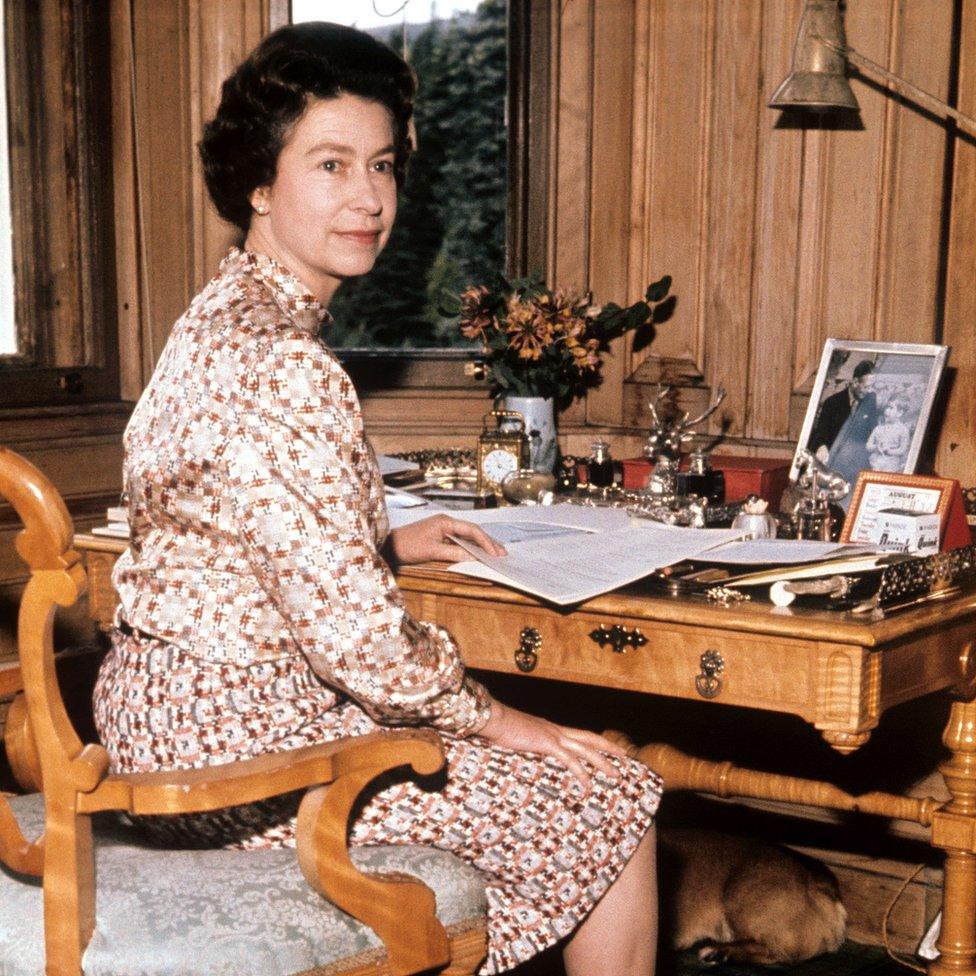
[790,449,850,541]
[643,384,727,464]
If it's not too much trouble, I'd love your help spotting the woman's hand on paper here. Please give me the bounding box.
[476,698,627,789]
[387,514,506,565]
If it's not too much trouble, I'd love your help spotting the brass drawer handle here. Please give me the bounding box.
[514,627,542,672]
[695,649,725,699]
[589,624,647,654]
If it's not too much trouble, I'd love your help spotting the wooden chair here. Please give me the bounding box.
[0,446,488,976]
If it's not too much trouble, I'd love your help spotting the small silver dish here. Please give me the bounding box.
[501,469,557,505]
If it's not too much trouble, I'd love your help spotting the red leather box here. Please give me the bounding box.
[621,454,792,508]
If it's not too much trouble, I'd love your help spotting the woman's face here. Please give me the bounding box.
[247,93,398,304]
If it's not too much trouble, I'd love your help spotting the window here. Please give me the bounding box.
[292,0,508,351]
[0,0,119,406]
[0,11,14,357]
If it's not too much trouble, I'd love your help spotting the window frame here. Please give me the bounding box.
[0,0,120,409]
[336,0,550,405]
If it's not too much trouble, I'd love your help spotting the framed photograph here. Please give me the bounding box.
[840,471,956,545]
[792,339,948,509]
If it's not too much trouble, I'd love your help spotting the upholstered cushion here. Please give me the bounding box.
[0,794,487,976]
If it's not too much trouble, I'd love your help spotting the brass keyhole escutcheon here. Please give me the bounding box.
[514,627,542,672]
[589,624,648,654]
[695,649,725,699]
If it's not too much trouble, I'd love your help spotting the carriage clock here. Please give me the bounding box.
[476,409,527,497]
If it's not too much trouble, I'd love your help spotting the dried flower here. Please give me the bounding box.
[458,285,497,339]
[453,273,672,401]
[505,295,553,360]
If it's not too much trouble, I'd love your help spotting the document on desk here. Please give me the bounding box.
[449,518,743,605]
[701,538,878,565]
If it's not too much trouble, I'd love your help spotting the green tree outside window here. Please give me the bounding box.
[327,0,508,349]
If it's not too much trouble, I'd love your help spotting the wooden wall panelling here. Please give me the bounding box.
[630,1,713,380]
[118,0,278,391]
[817,1,893,347]
[187,0,273,289]
[872,0,953,345]
[748,0,804,444]
[542,0,591,437]
[130,1,196,384]
[702,0,762,440]
[550,0,593,295]
[626,0,651,315]
[791,120,830,400]
[936,0,976,484]
[584,0,636,428]
[111,0,145,403]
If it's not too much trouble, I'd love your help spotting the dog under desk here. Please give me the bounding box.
[76,533,976,974]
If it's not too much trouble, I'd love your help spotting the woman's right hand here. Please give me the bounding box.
[476,698,628,788]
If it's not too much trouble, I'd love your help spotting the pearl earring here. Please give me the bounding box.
[256,205,268,215]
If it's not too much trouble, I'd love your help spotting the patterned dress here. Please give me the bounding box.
[93,248,662,974]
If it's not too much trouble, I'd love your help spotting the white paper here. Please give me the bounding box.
[459,502,634,534]
[384,486,429,509]
[702,539,877,565]
[462,521,590,545]
[387,503,450,529]
[918,912,941,961]
[386,500,625,534]
[377,454,421,477]
[725,553,897,587]
[91,523,131,539]
[450,522,743,605]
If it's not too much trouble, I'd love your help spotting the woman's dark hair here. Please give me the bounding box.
[199,22,416,232]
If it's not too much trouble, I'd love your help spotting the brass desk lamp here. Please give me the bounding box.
[769,0,976,136]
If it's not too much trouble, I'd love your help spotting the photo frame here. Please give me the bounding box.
[792,339,949,509]
[840,471,956,545]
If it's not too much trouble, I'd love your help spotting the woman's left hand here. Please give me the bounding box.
[387,514,507,566]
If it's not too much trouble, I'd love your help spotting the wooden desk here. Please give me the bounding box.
[75,534,976,975]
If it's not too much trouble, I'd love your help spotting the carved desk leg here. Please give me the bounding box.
[930,696,976,975]
[815,645,881,754]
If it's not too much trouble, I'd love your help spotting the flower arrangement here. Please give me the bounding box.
[452,274,672,402]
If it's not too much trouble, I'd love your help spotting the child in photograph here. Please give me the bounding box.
[866,394,912,472]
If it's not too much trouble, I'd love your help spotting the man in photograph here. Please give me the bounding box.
[809,359,878,465]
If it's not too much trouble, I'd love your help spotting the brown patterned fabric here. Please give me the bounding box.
[112,248,488,736]
[94,249,662,973]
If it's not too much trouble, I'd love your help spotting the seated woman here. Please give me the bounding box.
[93,22,662,976]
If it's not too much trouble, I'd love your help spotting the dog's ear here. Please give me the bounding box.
[601,729,639,758]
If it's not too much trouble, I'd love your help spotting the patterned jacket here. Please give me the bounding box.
[113,248,491,737]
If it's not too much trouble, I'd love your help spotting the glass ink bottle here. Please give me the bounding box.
[587,440,614,488]
[678,450,725,504]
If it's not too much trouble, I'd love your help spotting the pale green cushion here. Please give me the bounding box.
[0,794,486,976]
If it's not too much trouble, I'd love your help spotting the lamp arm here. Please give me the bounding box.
[818,36,976,136]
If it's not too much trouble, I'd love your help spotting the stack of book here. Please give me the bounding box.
[90,505,130,539]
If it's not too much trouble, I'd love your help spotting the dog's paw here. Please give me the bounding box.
[696,942,727,966]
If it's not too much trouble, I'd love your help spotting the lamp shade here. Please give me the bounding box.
[769,0,859,112]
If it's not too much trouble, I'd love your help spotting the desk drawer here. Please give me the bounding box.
[433,597,822,717]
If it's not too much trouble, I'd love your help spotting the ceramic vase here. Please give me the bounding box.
[503,395,558,473]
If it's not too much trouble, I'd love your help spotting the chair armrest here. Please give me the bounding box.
[78,727,452,976]
[77,728,444,816]
[297,751,452,976]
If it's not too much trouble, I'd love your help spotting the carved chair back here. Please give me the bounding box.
[0,446,486,976]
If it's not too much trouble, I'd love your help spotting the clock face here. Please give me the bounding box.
[482,447,519,484]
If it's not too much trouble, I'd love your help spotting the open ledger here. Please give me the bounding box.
[447,504,744,605]
[441,504,880,606]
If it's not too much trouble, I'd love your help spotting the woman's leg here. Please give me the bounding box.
[563,824,658,976]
